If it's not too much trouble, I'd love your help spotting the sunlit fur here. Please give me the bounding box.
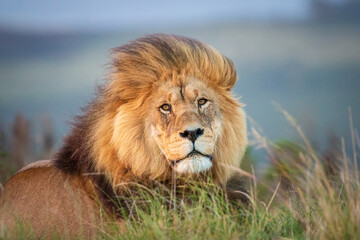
[73,34,247,187]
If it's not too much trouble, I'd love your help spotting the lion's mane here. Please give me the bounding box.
[55,34,247,211]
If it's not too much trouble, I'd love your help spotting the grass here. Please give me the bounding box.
[98,179,305,240]
[1,108,359,239]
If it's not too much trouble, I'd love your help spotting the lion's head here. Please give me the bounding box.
[57,34,247,188]
[149,77,222,174]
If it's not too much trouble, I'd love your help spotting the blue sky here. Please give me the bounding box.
[0,0,310,31]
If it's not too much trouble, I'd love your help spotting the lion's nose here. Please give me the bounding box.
[179,128,204,143]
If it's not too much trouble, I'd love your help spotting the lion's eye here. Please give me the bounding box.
[160,104,172,113]
[198,98,208,106]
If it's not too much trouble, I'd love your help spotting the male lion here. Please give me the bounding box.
[0,34,247,238]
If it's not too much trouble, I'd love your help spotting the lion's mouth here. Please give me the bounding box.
[171,150,212,167]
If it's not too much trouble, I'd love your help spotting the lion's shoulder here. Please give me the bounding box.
[0,160,101,238]
[3,160,95,195]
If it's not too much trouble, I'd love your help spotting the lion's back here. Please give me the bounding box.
[0,160,101,238]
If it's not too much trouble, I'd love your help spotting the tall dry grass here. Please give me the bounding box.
[248,105,360,239]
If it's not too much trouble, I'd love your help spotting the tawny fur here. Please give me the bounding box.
[0,34,248,238]
[0,161,102,238]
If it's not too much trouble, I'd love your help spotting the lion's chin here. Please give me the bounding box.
[174,155,212,174]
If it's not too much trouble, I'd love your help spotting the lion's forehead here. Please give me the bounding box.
[156,78,213,101]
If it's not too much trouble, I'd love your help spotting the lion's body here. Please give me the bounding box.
[0,160,101,238]
[0,34,248,238]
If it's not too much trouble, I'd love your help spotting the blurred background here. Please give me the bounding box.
[0,0,359,181]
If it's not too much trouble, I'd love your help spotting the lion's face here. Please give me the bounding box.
[85,34,246,185]
[149,77,222,174]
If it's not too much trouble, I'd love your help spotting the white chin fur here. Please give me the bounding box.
[174,155,212,173]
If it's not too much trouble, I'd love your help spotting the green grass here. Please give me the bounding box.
[97,180,305,240]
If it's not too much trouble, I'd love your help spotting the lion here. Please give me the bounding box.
[0,34,247,238]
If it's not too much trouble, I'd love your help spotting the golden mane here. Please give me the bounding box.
[1,34,248,238]
[56,33,247,190]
